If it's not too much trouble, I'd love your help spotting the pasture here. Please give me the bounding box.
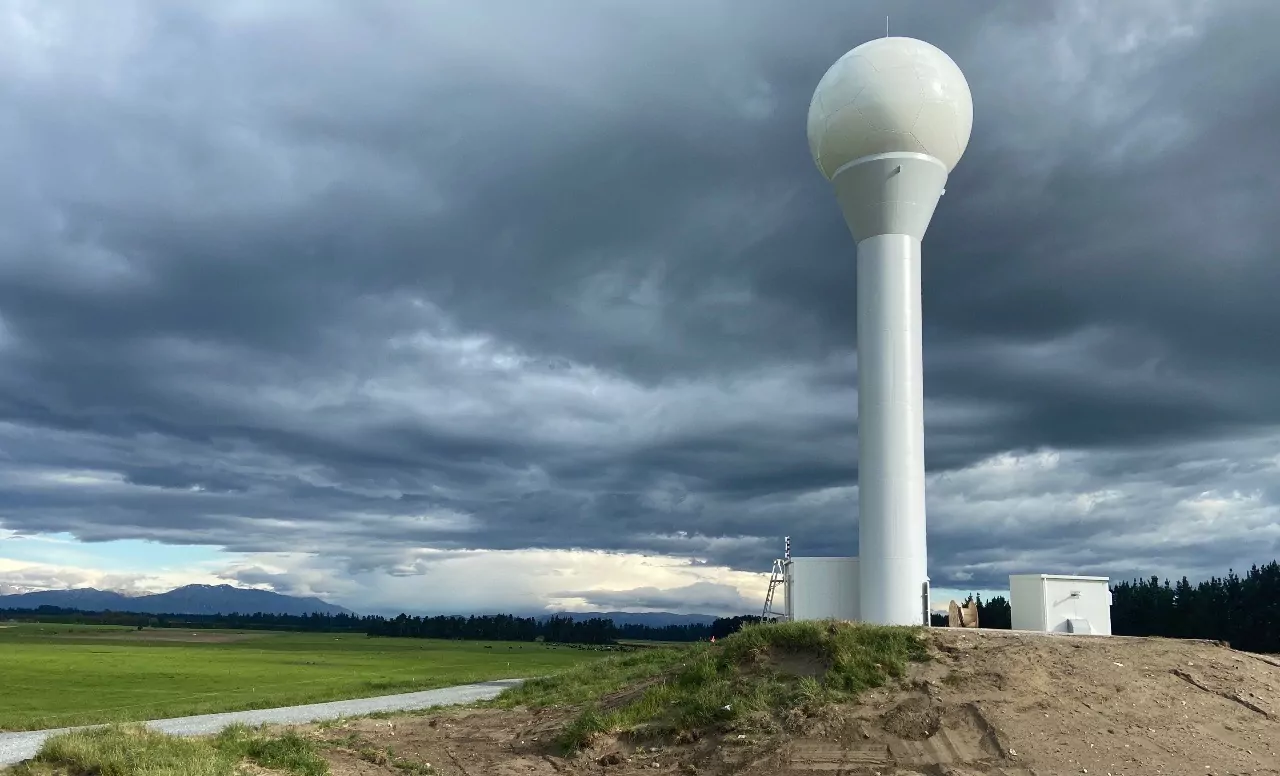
[0,623,606,732]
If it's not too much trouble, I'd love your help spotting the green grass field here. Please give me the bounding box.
[0,623,607,732]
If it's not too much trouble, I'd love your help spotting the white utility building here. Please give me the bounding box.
[783,557,860,622]
[1009,574,1113,635]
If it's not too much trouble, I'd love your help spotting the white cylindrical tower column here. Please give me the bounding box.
[807,38,973,626]
[856,230,927,626]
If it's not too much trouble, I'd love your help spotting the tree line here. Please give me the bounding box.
[6,560,1277,653]
[365,612,763,643]
[366,613,617,643]
[0,607,374,633]
[1109,562,1280,653]
[0,605,763,645]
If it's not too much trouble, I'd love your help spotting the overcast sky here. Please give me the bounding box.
[1,0,1278,616]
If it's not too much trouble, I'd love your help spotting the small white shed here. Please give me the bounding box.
[1009,574,1113,635]
[785,557,859,622]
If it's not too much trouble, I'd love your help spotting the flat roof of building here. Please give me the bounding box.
[1009,574,1110,582]
[786,556,858,561]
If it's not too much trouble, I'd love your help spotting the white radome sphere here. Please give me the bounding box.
[807,37,973,179]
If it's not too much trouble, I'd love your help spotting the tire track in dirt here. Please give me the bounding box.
[1170,667,1274,719]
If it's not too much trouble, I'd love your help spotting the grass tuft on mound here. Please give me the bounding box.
[6,723,328,776]
[496,620,929,754]
[491,643,693,712]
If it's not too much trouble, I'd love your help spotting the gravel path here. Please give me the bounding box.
[0,679,523,767]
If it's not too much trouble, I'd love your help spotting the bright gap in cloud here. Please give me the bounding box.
[0,541,772,618]
[0,534,226,574]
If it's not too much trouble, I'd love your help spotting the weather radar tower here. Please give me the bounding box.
[806,38,973,626]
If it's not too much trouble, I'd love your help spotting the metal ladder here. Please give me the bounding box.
[762,558,787,620]
[761,536,790,621]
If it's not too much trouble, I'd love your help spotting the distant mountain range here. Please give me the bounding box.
[0,584,354,617]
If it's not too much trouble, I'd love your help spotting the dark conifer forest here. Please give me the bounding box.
[0,605,765,646]
[4,561,1277,653]
[1107,562,1280,653]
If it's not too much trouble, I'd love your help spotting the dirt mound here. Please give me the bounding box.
[881,695,942,740]
[307,629,1280,775]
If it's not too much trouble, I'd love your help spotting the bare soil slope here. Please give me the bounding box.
[310,630,1280,776]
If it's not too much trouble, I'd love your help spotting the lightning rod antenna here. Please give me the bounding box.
[885,16,889,38]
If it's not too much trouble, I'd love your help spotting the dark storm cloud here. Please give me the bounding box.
[2,0,1279,598]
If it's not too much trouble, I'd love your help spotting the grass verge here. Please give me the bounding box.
[496,620,929,754]
[5,723,328,776]
[490,642,697,712]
